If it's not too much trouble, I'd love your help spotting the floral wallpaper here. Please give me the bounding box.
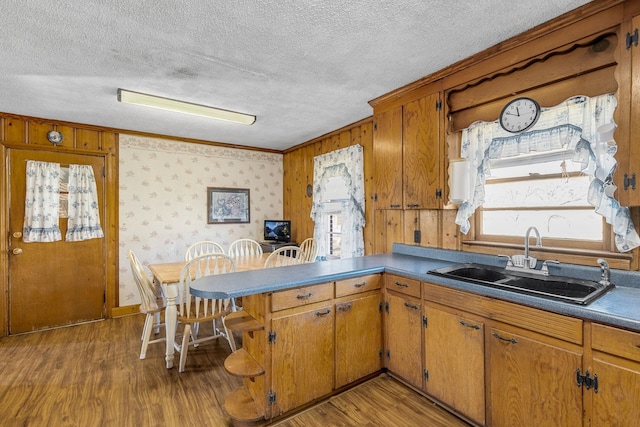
[118,135,283,307]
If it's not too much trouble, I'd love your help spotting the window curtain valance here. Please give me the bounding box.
[455,93,640,252]
[23,161,104,243]
[311,145,365,259]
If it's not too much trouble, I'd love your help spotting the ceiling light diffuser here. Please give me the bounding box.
[117,89,255,125]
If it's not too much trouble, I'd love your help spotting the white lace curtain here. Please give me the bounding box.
[455,94,640,252]
[23,161,63,242]
[23,161,104,242]
[311,145,365,259]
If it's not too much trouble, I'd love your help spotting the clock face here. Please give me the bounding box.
[499,97,540,133]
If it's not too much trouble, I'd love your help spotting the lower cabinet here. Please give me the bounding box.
[224,274,383,426]
[270,303,335,416]
[488,326,583,427]
[423,303,485,425]
[335,291,383,388]
[589,323,640,427]
[385,291,423,389]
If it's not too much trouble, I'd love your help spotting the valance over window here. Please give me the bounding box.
[455,94,640,252]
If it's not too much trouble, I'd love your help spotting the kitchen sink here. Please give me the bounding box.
[428,263,614,305]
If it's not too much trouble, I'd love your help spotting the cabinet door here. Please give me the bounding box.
[271,305,335,416]
[373,106,403,209]
[335,292,383,388]
[403,92,441,209]
[385,292,423,389]
[489,327,583,427]
[621,15,640,207]
[591,355,640,426]
[424,305,485,425]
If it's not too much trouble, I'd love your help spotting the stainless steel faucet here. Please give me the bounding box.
[597,258,610,285]
[524,226,542,269]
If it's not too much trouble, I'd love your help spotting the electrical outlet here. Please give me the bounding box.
[414,230,421,243]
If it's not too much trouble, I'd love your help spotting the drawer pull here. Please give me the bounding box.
[492,332,517,344]
[338,303,353,311]
[315,309,331,316]
[395,281,409,288]
[404,302,419,310]
[460,320,480,330]
[353,282,366,288]
[296,292,313,299]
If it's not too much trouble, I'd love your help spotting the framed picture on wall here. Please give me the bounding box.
[207,187,250,224]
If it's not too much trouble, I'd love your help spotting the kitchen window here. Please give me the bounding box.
[476,148,608,250]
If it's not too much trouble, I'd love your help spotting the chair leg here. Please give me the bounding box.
[153,311,161,334]
[140,313,155,359]
[179,324,191,373]
[222,317,236,352]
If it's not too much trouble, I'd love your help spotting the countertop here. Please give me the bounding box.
[190,243,640,332]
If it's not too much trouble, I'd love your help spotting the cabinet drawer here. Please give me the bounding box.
[336,274,382,297]
[592,323,640,362]
[271,282,334,312]
[385,274,421,299]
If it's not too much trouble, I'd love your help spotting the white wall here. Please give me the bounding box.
[118,135,283,306]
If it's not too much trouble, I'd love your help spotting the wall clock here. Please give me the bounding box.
[47,130,64,144]
[499,97,541,133]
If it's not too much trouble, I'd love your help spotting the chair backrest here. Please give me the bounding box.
[128,250,163,312]
[228,238,263,257]
[178,253,236,319]
[298,238,318,262]
[185,240,225,261]
[264,246,307,268]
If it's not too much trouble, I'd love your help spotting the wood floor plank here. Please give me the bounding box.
[0,315,471,427]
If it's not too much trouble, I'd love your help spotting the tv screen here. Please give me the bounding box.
[264,220,291,242]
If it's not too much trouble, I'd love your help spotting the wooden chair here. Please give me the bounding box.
[228,238,263,258]
[127,250,166,360]
[176,253,237,372]
[298,238,318,262]
[264,245,307,268]
[185,240,225,261]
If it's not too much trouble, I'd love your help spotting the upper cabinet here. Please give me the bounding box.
[373,92,443,210]
[617,13,640,207]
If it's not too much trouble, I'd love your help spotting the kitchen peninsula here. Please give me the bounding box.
[191,243,640,427]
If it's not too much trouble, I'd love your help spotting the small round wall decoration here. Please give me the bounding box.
[47,130,64,145]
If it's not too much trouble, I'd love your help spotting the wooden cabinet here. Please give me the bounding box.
[423,303,485,425]
[373,92,443,210]
[373,106,403,209]
[403,93,442,209]
[619,14,640,207]
[270,302,335,416]
[384,274,423,389]
[335,275,383,388]
[589,323,640,426]
[335,294,382,387]
[224,276,384,425]
[488,326,583,427]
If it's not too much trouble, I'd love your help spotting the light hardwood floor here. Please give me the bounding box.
[0,315,471,426]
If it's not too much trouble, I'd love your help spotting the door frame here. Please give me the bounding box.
[0,141,119,336]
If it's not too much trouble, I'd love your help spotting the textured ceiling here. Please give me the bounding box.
[0,0,592,151]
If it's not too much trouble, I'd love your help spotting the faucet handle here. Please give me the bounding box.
[541,259,560,276]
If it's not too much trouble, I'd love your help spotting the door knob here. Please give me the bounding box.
[12,231,22,239]
[12,248,23,255]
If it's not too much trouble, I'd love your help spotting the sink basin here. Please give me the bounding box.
[428,263,614,305]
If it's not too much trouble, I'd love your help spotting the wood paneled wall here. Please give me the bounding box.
[0,113,120,334]
[283,119,375,255]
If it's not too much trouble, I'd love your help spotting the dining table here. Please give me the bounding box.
[148,253,270,369]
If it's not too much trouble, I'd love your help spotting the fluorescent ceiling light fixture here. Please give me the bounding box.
[117,89,255,125]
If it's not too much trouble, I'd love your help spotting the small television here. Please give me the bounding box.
[263,220,291,242]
